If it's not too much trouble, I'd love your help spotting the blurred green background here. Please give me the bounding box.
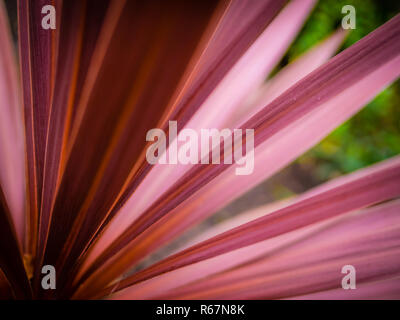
[287,0,400,182]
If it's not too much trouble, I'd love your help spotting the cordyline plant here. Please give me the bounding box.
[0,0,399,300]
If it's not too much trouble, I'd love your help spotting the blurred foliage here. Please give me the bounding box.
[287,0,400,60]
[285,0,400,182]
